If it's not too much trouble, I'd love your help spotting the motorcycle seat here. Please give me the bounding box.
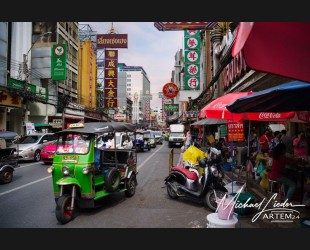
[172,167,199,181]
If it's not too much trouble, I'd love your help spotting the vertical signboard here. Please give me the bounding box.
[104,49,118,108]
[51,44,67,80]
[227,120,244,142]
[184,30,200,90]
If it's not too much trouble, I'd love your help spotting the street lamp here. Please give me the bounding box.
[22,31,52,135]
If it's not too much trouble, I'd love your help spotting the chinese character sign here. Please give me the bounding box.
[184,30,200,90]
[184,37,201,50]
[184,76,200,90]
[104,49,118,108]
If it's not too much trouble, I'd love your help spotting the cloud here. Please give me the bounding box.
[79,22,184,108]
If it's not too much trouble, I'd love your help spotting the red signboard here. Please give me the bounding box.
[227,121,244,142]
[97,34,128,48]
[104,98,118,108]
[105,50,118,59]
[104,49,118,108]
[154,22,218,31]
[162,82,179,99]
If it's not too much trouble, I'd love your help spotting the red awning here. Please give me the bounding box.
[232,22,310,83]
[65,115,84,120]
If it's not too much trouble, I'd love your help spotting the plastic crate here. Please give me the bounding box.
[230,192,256,215]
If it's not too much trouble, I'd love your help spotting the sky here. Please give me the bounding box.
[79,22,184,110]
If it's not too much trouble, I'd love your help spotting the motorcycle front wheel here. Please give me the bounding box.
[204,189,226,212]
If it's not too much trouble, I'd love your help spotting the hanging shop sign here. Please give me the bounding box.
[96,34,128,48]
[162,82,179,99]
[51,44,67,80]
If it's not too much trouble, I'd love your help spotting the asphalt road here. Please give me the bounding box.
[0,142,211,228]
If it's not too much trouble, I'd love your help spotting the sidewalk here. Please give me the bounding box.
[223,167,310,228]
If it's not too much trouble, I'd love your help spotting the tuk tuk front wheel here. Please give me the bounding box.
[125,174,137,197]
[56,194,75,224]
[0,168,13,184]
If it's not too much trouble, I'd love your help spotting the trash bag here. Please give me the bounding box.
[182,145,206,164]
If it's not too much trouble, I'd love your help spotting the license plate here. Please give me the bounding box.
[176,143,180,145]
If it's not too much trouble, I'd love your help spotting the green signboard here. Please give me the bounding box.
[184,37,201,50]
[7,78,48,100]
[220,124,227,137]
[142,95,152,100]
[185,50,200,64]
[164,104,179,112]
[51,44,67,80]
[184,76,200,90]
[185,64,200,76]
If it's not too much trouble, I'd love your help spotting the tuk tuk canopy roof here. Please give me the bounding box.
[56,122,136,135]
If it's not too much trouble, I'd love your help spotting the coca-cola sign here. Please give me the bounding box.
[246,111,295,121]
[259,112,282,119]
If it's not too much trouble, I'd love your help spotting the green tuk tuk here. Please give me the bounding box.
[47,122,138,224]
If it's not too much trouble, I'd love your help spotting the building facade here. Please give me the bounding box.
[118,63,150,127]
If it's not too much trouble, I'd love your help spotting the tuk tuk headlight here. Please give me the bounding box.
[47,166,54,173]
[82,167,91,174]
[62,166,70,176]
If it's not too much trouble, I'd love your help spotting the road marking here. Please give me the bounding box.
[137,144,164,171]
[15,162,42,170]
[0,176,51,197]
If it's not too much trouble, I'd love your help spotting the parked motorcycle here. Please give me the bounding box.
[164,147,227,211]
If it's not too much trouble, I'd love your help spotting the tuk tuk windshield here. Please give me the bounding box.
[55,133,91,154]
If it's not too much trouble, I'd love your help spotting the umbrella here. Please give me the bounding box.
[232,22,310,83]
[226,81,310,114]
[200,92,295,121]
[190,118,227,126]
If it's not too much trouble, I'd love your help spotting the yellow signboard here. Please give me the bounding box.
[0,87,22,108]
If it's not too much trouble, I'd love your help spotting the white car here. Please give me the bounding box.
[9,133,55,162]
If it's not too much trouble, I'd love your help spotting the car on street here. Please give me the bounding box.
[40,141,57,164]
[153,131,163,145]
[9,133,55,162]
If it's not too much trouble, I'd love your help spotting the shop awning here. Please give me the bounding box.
[232,22,310,83]
[34,123,52,128]
[191,118,227,126]
[65,115,84,120]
